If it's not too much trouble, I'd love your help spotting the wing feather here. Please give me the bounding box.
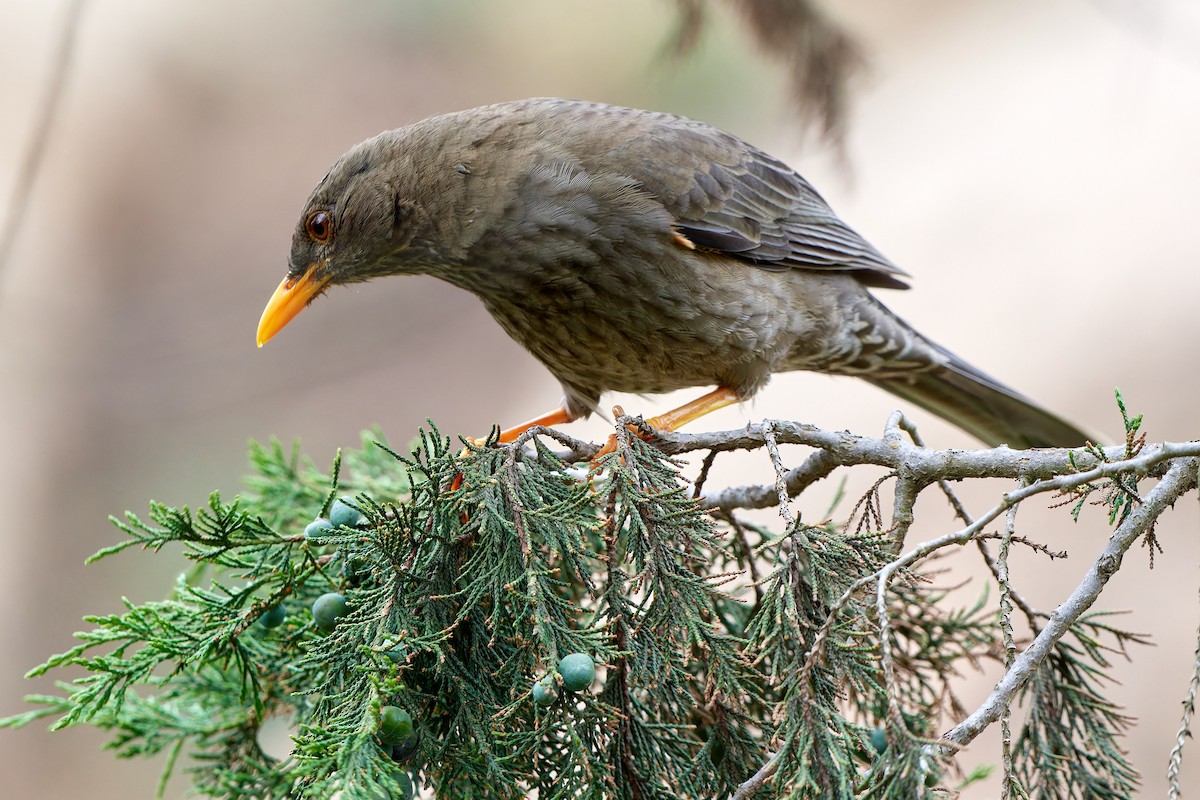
[585,106,911,290]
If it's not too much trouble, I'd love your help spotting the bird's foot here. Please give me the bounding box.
[595,435,621,460]
[593,388,742,462]
[451,405,580,490]
[593,405,654,461]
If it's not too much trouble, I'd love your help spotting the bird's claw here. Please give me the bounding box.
[594,434,622,460]
[449,444,480,493]
[592,405,656,462]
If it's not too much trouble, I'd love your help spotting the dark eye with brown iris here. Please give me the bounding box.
[305,210,333,243]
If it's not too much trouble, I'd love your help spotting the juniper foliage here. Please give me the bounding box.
[3,420,1152,799]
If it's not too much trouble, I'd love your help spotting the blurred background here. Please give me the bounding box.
[2,0,1198,796]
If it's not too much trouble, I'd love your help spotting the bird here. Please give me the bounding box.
[257,97,1089,449]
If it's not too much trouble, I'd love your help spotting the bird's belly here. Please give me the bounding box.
[487,298,727,393]
[478,255,829,399]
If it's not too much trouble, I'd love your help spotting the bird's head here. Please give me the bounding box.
[256,135,441,347]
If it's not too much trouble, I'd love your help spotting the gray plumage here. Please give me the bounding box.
[282,98,1088,448]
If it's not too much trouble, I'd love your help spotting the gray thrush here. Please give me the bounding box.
[257,98,1088,449]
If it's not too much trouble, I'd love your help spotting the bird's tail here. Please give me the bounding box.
[865,356,1092,449]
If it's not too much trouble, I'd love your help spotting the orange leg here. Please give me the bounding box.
[453,405,580,492]
[462,405,579,448]
[597,386,741,457]
[642,386,740,433]
[495,405,579,443]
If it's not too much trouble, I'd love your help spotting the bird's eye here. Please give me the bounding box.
[305,210,333,243]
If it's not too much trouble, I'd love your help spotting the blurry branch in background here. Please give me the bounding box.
[4,393,1198,798]
[0,0,86,289]
[669,0,864,148]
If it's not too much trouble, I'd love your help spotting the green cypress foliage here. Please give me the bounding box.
[2,424,1145,799]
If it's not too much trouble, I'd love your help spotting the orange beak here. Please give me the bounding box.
[256,262,332,347]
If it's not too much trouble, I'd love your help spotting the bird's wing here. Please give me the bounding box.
[601,116,911,290]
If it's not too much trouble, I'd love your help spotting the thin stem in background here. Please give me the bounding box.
[0,0,87,290]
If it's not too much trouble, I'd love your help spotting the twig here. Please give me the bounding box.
[0,0,87,286]
[889,474,918,552]
[498,445,558,661]
[975,532,1066,561]
[791,451,1196,731]
[997,479,1025,799]
[668,423,1200,516]
[655,421,1199,481]
[938,457,1198,751]
[888,412,930,552]
[897,415,1051,628]
[895,403,1052,631]
[943,469,1045,628]
[761,421,797,529]
[600,480,647,800]
[535,420,1199,504]
[1167,586,1200,798]
[697,447,838,512]
[730,748,781,800]
[692,448,718,499]
[875,552,905,733]
[717,510,764,606]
